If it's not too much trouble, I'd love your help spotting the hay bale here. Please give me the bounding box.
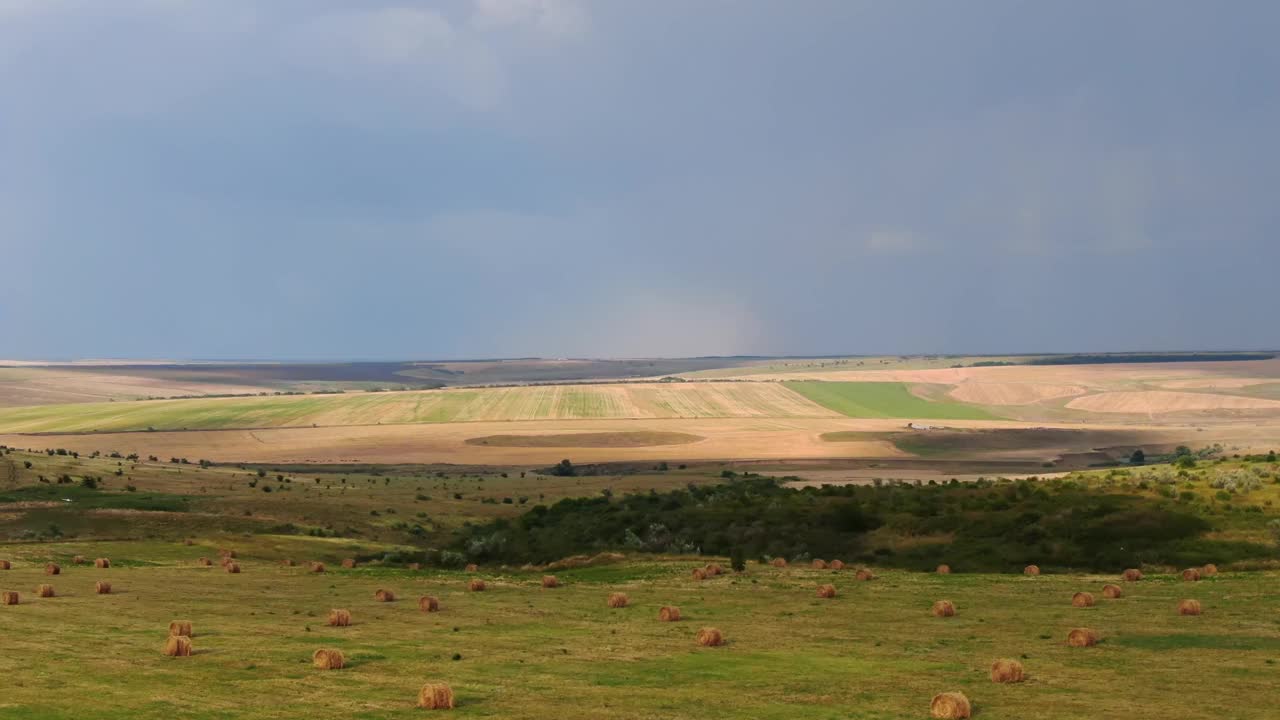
[1024,564,1040,576]
[705,563,724,576]
[1098,583,1123,599]
[225,562,241,574]
[1,591,18,605]
[328,609,352,627]
[541,575,560,589]
[36,584,54,598]
[419,595,440,613]
[1181,568,1201,582]
[659,605,681,622]
[829,559,845,570]
[408,563,421,571]
[1067,628,1099,647]
[183,539,194,546]
[169,620,193,637]
[374,589,396,602]
[73,555,86,565]
[1202,563,1218,576]
[310,562,325,573]
[417,683,455,710]
[692,568,707,581]
[280,559,296,567]
[931,600,956,617]
[811,559,828,570]
[990,658,1024,683]
[197,557,213,567]
[164,635,193,657]
[936,564,952,574]
[465,563,478,573]
[0,560,10,570]
[771,557,787,568]
[1178,599,1202,616]
[95,581,112,595]
[817,584,837,599]
[219,549,236,559]
[312,648,345,670]
[1071,591,1096,608]
[44,563,60,576]
[607,592,629,608]
[341,558,356,569]
[468,579,486,592]
[94,558,110,569]
[1122,568,1143,582]
[855,569,876,581]
[696,627,724,647]
[929,691,972,719]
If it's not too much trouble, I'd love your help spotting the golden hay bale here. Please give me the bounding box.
[0,560,10,570]
[197,557,212,567]
[1067,628,1099,647]
[94,558,110,569]
[163,635,192,657]
[692,568,707,581]
[771,557,787,568]
[1072,592,1096,608]
[225,562,241,574]
[541,575,560,589]
[817,584,837,599]
[829,560,845,570]
[408,563,421,571]
[312,648,345,670]
[468,579,486,592]
[812,559,828,570]
[1181,568,1201,582]
[931,600,956,617]
[95,581,111,595]
[936,564,952,575]
[220,557,233,567]
[341,558,356,569]
[1102,584,1123,599]
[704,563,724,576]
[929,691,972,719]
[855,569,876,581]
[419,595,440,613]
[1178,599,1202,616]
[328,609,352,627]
[310,562,325,573]
[695,627,724,647]
[169,620,193,637]
[659,606,682,622]
[1,591,18,605]
[607,592,629,609]
[1024,564,1040,576]
[1122,568,1143,582]
[417,683,455,710]
[1202,563,1218,576]
[465,563,478,573]
[990,658,1024,683]
[45,563,60,576]
[36,584,54,598]
[374,589,396,602]
[280,559,296,567]
[73,555,86,565]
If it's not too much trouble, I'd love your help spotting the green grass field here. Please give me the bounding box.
[787,381,997,420]
[0,545,1275,719]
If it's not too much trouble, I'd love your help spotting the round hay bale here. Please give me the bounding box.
[1181,568,1201,582]
[465,563,478,573]
[770,557,787,568]
[929,691,971,719]
[692,568,707,581]
[1023,564,1040,576]
[1178,599,1202,616]
[817,584,837,599]
[164,635,193,657]
[312,648,345,670]
[224,562,241,574]
[94,558,110,569]
[541,575,560,589]
[1122,568,1143,582]
[36,584,54,598]
[73,555,86,565]
[1071,592,1096,608]
[310,562,325,573]
[0,560,11,570]
[696,627,724,647]
[990,658,1024,683]
[855,569,876,581]
[936,564,952,575]
[931,600,956,617]
[1101,584,1123,599]
[374,589,396,602]
[1067,628,1099,647]
[44,563,60,576]
[197,557,212,567]
[408,563,421,571]
[1202,563,1218,576]
[95,581,111,595]
[417,683,455,710]
[811,559,828,570]
[220,557,233,568]
[341,558,356,569]
[607,592,629,609]
[829,559,845,570]
[280,559,296,567]
[468,579,486,592]
[659,605,682,622]
[169,620,193,637]
[1,591,18,605]
[419,595,440,613]
[704,563,724,576]
[328,609,352,627]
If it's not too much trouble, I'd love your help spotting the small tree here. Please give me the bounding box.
[730,546,746,573]
[1130,449,1146,465]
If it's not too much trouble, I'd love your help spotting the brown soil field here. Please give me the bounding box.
[464,431,704,448]
[1066,391,1280,414]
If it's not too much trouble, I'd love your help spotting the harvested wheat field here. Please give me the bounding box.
[0,546,1272,719]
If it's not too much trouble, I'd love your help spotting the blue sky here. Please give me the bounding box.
[1,1,1277,360]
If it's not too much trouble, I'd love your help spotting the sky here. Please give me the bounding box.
[1,0,1277,360]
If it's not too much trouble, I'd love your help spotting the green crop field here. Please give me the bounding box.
[786,381,998,420]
